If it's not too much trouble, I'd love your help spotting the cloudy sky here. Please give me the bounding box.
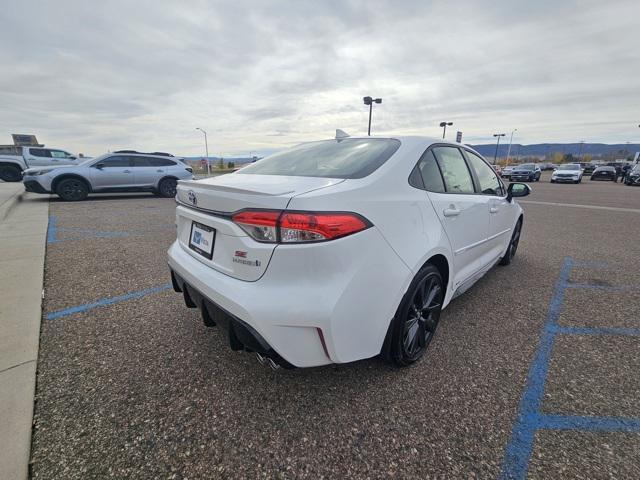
[1,0,639,157]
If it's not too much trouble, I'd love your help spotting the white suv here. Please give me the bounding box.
[22,151,193,201]
[168,136,530,368]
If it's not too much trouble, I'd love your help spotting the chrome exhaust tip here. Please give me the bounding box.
[267,358,281,370]
[256,352,267,365]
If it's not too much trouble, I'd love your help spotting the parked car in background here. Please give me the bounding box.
[168,135,531,369]
[0,145,80,182]
[501,166,514,180]
[590,166,616,181]
[509,163,541,182]
[625,163,640,186]
[550,163,583,183]
[22,150,193,201]
[582,163,596,175]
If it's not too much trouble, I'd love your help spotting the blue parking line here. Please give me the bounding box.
[499,257,573,480]
[47,215,58,244]
[500,257,640,479]
[539,414,640,433]
[47,214,129,243]
[46,282,172,320]
[554,325,640,337]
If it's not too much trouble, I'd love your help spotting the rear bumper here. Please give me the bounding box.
[170,268,294,368]
[167,227,410,368]
[23,180,50,194]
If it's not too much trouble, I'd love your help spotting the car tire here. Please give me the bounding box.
[158,178,178,198]
[499,218,522,266]
[0,164,22,182]
[550,179,555,183]
[383,264,444,367]
[56,178,89,201]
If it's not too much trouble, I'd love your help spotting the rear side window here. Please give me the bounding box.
[432,147,475,194]
[465,151,503,195]
[411,150,445,193]
[29,148,51,157]
[147,157,176,167]
[237,138,401,179]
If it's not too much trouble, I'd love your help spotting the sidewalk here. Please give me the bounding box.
[0,184,49,479]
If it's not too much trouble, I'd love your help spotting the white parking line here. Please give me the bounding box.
[519,200,640,214]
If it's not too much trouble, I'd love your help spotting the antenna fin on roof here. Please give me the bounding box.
[335,129,350,140]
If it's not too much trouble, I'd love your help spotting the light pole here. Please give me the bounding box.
[505,129,517,166]
[578,140,585,161]
[493,133,506,164]
[439,121,453,139]
[195,127,210,176]
[363,96,382,136]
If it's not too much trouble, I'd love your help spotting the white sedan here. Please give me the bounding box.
[168,135,530,368]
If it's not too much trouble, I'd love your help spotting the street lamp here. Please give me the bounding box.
[493,133,506,164]
[195,127,210,176]
[505,129,517,165]
[363,96,382,136]
[439,121,453,139]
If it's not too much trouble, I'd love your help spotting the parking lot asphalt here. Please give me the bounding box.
[31,177,640,479]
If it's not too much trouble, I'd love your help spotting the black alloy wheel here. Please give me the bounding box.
[158,178,178,198]
[499,219,522,266]
[0,165,22,182]
[56,178,89,201]
[385,264,444,366]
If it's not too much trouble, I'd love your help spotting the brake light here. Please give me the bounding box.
[231,210,370,243]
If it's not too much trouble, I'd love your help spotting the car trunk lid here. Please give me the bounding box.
[175,174,344,281]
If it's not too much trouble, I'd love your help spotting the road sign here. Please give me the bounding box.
[12,134,42,146]
[456,131,463,143]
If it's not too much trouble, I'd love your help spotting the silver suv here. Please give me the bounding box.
[22,151,194,201]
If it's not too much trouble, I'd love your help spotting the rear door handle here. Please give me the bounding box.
[156,169,164,173]
[443,206,460,217]
[123,169,131,173]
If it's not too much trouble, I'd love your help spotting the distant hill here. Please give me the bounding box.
[469,143,640,159]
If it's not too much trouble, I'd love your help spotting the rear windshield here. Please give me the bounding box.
[237,138,401,179]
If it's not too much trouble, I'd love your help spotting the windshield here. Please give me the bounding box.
[557,164,580,171]
[632,164,640,173]
[237,138,401,179]
[518,164,535,170]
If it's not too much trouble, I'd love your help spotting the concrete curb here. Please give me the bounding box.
[0,183,25,222]
[0,191,49,480]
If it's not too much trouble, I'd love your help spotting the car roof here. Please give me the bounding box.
[333,135,484,156]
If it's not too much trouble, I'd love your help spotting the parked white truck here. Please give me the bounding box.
[0,145,80,181]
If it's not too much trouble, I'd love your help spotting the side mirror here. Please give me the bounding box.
[95,163,105,169]
[507,182,531,202]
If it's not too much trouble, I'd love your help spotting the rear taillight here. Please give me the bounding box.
[231,210,370,243]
